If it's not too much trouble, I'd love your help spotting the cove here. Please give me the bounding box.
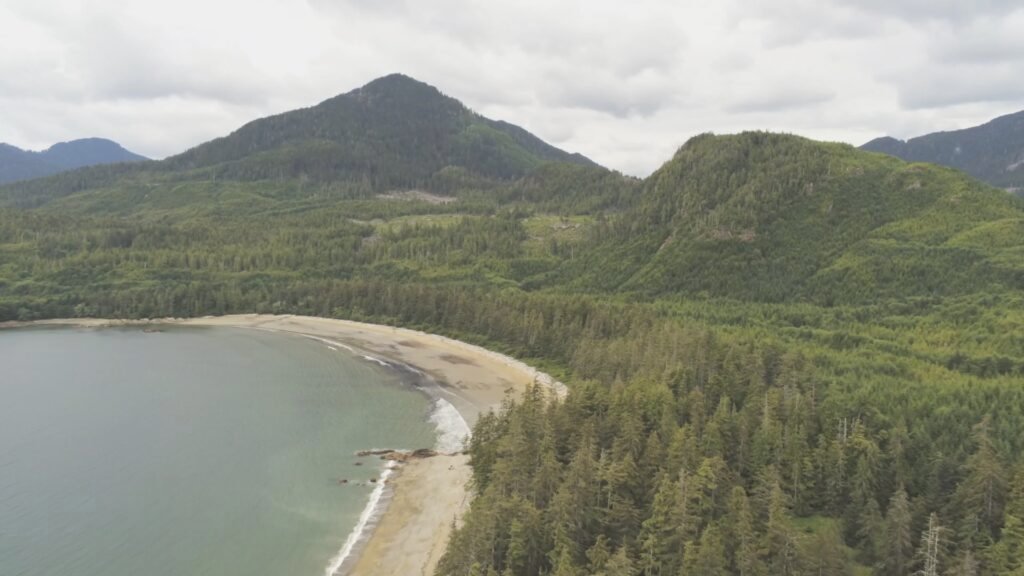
[0,325,437,576]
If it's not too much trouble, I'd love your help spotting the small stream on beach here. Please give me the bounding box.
[0,325,443,576]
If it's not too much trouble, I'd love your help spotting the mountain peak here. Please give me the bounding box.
[360,73,434,92]
[861,136,906,156]
[45,137,122,151]
[42,138,147,170]
[341,73,464,118]
[156,74,595,187]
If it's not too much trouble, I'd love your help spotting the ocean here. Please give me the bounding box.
[0,325,448,576]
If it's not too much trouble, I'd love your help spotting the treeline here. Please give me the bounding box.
[0,206,549,319]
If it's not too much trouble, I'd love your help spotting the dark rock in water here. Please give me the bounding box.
[356,447,440,462]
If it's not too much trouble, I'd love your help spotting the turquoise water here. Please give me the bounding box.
[0,326,437,576]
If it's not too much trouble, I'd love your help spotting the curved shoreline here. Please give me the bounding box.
[290,331,471,575]
[1,314,565,576]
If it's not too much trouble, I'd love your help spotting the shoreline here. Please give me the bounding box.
[1,314,565,576]
[286,330,472,575]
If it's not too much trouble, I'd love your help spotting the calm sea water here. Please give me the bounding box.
[0,326,437,576]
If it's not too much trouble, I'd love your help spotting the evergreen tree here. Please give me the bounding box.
[762,479,800,576]
[601,547,636,576]
[954,417,1007,547]
[724,486,764,576]
[985,467,1024,574]
[549,434,600,565]
[802,523,848,576]
[679,523,729,576]
[638,470,697,576]
[552,545,580,576]
[878,487,914,576]
[586,535,611,574]
[947,550,979,576]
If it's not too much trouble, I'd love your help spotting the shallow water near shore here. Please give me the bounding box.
[0,325,437,576]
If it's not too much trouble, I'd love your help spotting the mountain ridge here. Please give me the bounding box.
[0,138,147,185]
[861,109,1024,191]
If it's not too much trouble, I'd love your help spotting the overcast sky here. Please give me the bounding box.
[2,0,1023,176]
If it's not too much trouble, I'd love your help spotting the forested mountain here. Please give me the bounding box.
[563,132,1024,303]
[0,138,147,184]
[167,73,593,176]
[3,75,1024,576]
[0,74,597,210]
[862,110,1024,192]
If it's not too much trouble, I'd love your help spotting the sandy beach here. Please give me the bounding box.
[3,314,564,576]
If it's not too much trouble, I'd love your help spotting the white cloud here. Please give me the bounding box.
[1,0,1023,175]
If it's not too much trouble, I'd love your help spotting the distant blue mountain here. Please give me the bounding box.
[0,138,148,184]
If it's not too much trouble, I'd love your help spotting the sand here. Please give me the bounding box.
[2,314,564,576]
[348,454,472,576]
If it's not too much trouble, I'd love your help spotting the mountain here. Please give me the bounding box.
[560,132,1024,303]
[163,73,595,183]
[861,110,1024,192]
[0,74,598,210]
[42,138,148,170]
[0,138,147,185]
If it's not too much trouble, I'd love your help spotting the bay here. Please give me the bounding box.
[0,326,437,576]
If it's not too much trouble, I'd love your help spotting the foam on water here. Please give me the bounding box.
[429,398,472,453]
[299,334,355,354]
[323,461,398,576]
[298,334,390,369]
[360,354,390,368]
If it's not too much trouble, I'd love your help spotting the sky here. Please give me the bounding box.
[2,0,1023,176]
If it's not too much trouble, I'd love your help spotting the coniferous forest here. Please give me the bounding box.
[3,75,1024,575]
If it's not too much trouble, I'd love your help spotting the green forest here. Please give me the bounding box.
[3,76,1024,575]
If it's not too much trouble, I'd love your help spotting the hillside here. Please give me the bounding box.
[862,110,1024,192]
[0,74,598,211]
[560,132,1024,303]
[0,138,147,185]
